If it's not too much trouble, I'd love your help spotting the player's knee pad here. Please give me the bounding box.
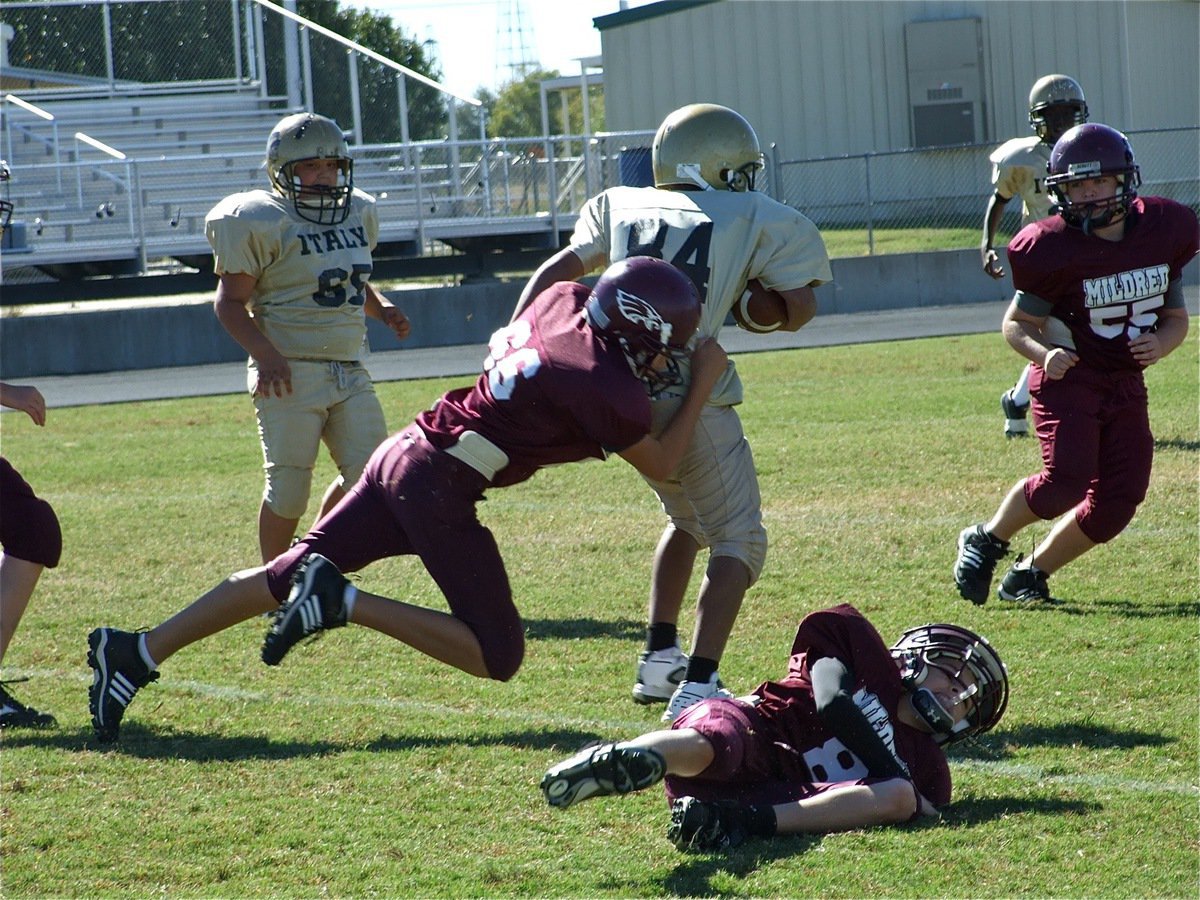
[263,465,314,521]
[5,496,63,569]
[1076,497,1139,544]
[710,524,768,585]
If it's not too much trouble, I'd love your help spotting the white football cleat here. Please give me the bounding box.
[631,645,688,705]
[661,673,733,723]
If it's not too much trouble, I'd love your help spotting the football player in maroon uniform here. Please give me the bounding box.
[955,124,1198,604]
[86,258,728,743]
[980,75,1090,437]
[541,604,1008,851]
[0,381,62,728]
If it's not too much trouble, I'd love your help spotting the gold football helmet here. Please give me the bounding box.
[1028,74,1088,142]
[265,113,353,225]
[651,103,763,192]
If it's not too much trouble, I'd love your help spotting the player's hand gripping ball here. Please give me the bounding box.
[731,279,787,333]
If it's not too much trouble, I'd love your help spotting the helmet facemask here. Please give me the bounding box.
[892,624,1009,745]
[274,157,353,226]
[265,114,354,226]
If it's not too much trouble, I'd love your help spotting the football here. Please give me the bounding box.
[731,279,788,333]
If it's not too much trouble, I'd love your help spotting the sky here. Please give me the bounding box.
[345,0,655,100]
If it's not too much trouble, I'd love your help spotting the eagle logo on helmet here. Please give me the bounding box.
[585,257,701,394]
[614,287,673,347]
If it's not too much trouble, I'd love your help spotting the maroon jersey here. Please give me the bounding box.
[416,282,653,487]
[749,604,951,806]
[1008,197,1199,373]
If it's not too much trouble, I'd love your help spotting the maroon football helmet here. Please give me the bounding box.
[585,256,702,393]
[1046,124,1141,233]
[891,623,1009,745]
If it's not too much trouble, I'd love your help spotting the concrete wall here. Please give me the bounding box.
[4,248,1194,379]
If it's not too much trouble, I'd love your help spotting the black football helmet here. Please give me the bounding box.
[0,160,13,233]
[265,113,353,226]
[891,623,1009,745]
[1046,123,1141,234]
[585,256,702,393]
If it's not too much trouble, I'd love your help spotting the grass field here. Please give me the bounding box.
[1,328,1196,898]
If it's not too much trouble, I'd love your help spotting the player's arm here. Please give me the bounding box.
[1131,281,1189,366]
[363,281,411,341]
[618,338,727,481]
[777,285,818,332]
[0,382,47,426]
[1002,292,1077,380]
[772,778,935,835]
[981,191,1012,279]
[213,271,292,397]
[810,656,910,779]
[510,247,588,322]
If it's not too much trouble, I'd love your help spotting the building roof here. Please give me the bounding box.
[594,0,721,32]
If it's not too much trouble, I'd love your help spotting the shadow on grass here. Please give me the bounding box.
[940,793,1098,826]
[1153,437,1199,452]
[657,835,822,892]
[522,616,644,641]
[651,793,1095,889]
[999,596,1198,619]
[3,723,601,762]
[953,721,1172,759]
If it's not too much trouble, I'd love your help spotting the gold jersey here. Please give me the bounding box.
[205,188,379,361]
[989,136,1055,224]
[569,185,831,405]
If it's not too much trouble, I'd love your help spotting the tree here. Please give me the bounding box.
[266,0,446,143]
[487,70,605,139]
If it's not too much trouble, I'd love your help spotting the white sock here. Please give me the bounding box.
[343,584,358,622]
[1012,364,1032,407]
[137,633,158,671]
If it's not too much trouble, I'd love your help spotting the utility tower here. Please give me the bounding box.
[496,0,537,86]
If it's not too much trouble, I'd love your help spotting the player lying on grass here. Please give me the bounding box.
[86,257,728,743]
[540,603,1008,852]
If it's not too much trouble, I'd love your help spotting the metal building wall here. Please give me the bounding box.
[597,0,1198,159]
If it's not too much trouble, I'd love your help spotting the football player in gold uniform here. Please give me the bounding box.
[206,113,410,561]
[980,75,1088,437]
[514,104,831,722]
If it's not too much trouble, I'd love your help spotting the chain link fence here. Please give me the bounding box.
[773,128,1200,257]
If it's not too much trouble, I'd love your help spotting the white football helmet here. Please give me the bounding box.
[265,113,353,225]
[652,103,763,192]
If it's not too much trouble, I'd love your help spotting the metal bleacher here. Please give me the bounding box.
[1,87,645,288]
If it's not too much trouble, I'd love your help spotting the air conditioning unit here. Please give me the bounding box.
[905,18,985,147]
